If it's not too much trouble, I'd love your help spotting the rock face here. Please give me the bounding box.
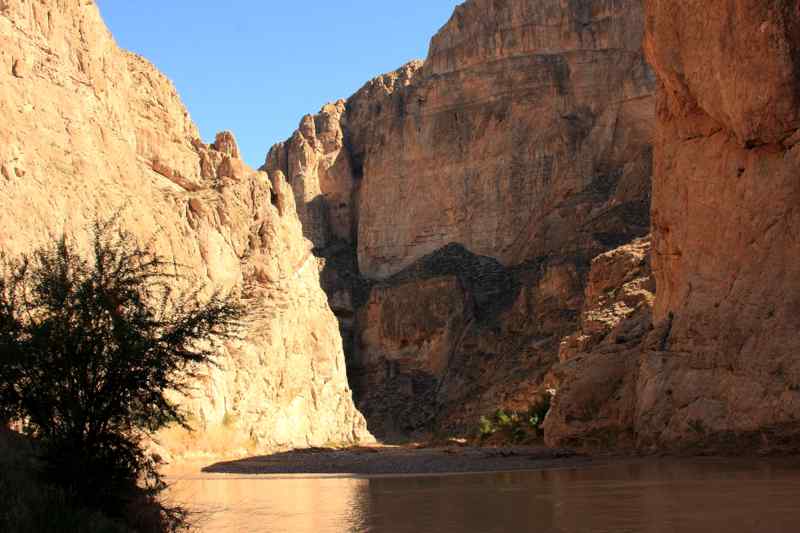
[545,238,655,447]
[642,0,800,449]
[557,238,654,363]
[266,0,655,438]
[547,0,800,452]
[0,0,370,455]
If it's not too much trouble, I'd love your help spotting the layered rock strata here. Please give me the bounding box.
[547,0,800,451]
[266,0,655,438]
[0,0,370,456]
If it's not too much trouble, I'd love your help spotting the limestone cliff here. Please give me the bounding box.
[265,0,655,438]
[0,0,370,456]
[547,0,800,451]
[641,0,800,449]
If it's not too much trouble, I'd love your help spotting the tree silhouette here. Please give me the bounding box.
[0,219,244,528]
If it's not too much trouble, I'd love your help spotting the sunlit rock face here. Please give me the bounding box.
[547,0,800,452]
[640,0,800,449]
[266,0,655,438]
[0,0,371,456]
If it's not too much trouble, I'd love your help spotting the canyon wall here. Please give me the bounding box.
[266,0,655,438]
[6,0,789,453]
[0,0,370,456]
[546,0,800,451]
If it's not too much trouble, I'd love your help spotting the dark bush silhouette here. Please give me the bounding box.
[0,220,244,530]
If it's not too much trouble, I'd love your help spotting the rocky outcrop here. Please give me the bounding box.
[557,238,654,362]
[0,0,370,456]
[547,0,800,452]
[266,0,655,438]
[544,238,654,447]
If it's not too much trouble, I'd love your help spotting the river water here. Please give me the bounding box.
[166,458,800,532]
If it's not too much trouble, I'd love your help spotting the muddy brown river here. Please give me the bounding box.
[166,458,800,532]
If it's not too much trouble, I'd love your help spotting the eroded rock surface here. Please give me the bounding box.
[544,238,654,448]
[641,0,800,449]
[548,0,800,452]
[266,0,655,438]
[0,0,370,456]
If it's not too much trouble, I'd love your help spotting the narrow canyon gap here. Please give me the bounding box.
[264,0,655,439]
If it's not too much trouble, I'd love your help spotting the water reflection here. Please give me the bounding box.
[166,459,800,532]
[165,474,370,533]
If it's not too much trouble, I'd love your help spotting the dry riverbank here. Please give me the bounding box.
[200,444,601,476]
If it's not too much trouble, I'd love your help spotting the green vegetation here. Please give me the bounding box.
[0,220,245,531]
[477,395,552,444]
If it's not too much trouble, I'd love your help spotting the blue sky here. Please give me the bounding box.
[97,1,462,167]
